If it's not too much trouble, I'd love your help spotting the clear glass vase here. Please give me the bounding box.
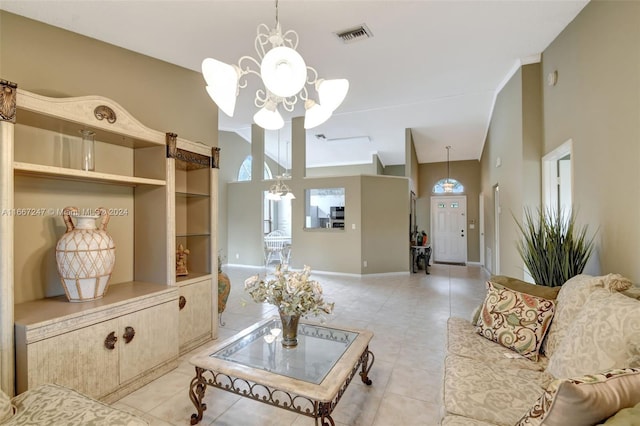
[79,129,95,171]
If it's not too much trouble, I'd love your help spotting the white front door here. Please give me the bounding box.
[431,196,467,264]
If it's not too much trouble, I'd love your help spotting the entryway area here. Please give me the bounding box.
[431,195,467,265]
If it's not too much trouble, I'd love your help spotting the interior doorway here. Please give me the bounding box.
[431,195,467,264]
[543,139,573,213]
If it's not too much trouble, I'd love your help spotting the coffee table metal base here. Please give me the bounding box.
[189,346,374,425]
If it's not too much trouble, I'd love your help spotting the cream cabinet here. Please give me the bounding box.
[178,277,213,353]
[14,282,178,402]
[0,80,218,396]
[170,133,218,355]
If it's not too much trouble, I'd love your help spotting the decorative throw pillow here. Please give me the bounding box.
[546,288,640,379]
[542,274,602,357]
[0,389,15,422]
[490,275,561,300]
[516,368,640,426]
[599,402,640,425]
[476,281,556,361]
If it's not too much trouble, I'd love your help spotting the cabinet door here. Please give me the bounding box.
[178,278,212,352]
[119,301,178,384]
[23,319,119,398]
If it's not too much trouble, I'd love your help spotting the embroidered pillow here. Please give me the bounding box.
[476,281,555,361]
[516,368,640,426]
[0,389,14,423]
[546,288,640,379]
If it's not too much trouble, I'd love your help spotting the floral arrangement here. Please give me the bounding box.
[244,265,334,317]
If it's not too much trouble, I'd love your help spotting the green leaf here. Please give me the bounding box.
[514,207,596,287]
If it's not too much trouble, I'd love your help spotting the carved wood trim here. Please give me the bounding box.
[166,132,178,159]
[0,80,17,123]
[166,133,210,170]
[94,105,117,124]
[212,147,221,169]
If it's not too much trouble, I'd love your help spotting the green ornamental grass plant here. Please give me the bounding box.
[515,207,596,287]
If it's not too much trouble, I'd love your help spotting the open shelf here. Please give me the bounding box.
[14,162,166,187]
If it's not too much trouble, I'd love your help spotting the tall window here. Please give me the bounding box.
[433,178,464,194]
[237,155,273,181]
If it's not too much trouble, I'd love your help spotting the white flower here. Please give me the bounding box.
[244,265,334,317]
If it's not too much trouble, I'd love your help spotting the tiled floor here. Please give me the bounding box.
[113,263,488,425]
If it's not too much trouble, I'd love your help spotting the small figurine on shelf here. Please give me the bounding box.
[176,243,190,276]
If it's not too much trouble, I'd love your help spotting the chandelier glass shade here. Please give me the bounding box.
[266,175,295,200]
[201,1,348,130]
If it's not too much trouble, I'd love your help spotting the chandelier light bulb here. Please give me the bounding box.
[261,46,307,98]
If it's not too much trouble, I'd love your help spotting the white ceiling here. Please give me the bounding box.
[0,0,588,168]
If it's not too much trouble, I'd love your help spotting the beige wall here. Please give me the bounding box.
[475,35,640,282]
[480,64,544,279]
[417,160,481,262]
[226,171,409,274]
[405,129,419,195]
[361,175,410,273]
[541,0,640,280]
[384,165,405,177]
[307,162,375,177]
[0,12,217,146]
[218,129,411,274]
[481,1,640,282]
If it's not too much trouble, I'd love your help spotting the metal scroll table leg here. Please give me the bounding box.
[359,347,375,385]
[317,402,336,426]
[189,367,208,425]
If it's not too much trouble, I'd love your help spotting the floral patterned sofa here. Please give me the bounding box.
[441,274,640,426]
[1,383,147,425]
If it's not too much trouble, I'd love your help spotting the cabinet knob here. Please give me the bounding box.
[179,295,187,310]
[104,331,117,350]
[123,326,136,344]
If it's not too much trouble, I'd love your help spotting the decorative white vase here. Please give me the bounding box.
[55,206,116,302]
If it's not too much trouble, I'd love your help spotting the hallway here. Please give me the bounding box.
[114,264,489,425]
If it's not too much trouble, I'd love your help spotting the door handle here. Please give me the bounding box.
[104,331,117,350]
[123,326,136,344]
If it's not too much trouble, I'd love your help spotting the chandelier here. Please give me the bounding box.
[266,176,295,200]
[267,136,295,200]
[201,0,349,130]
[443,146,455,193]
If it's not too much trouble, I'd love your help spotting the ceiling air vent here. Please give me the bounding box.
[335,24,373,44]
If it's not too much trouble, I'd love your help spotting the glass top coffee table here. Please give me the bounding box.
[189,316,374,425]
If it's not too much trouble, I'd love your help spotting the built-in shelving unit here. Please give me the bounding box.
[168,134,217,354]
[0,80,218,398]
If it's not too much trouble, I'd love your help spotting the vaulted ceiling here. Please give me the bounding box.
[1,0,589,168]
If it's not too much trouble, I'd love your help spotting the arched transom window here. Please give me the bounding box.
[237,155,273,181]
[433,178,464,194]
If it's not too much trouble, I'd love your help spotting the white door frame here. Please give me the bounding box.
[542,139,573,211]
